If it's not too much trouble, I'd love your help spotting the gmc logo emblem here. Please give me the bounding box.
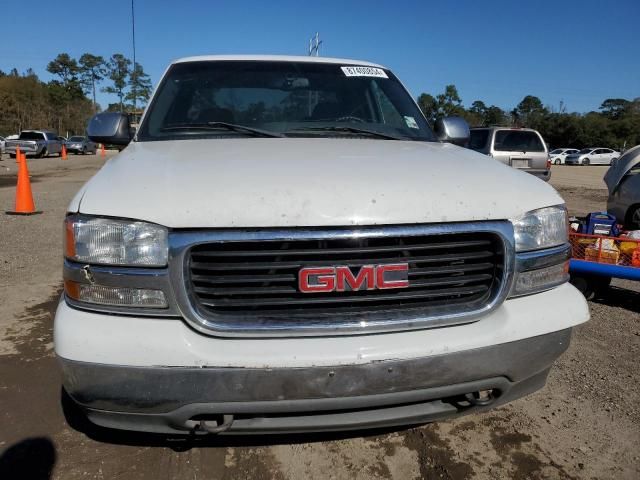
[299,264,409,293]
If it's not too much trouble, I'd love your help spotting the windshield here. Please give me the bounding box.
[549,149,562,154]
[138,61,434,142]
[19,131,45,140]
[69,136,85,141]
[579,148,592,154]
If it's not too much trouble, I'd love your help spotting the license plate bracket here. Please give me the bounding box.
[511,158,531,169]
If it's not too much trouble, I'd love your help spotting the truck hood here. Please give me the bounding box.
[75,138,563,228]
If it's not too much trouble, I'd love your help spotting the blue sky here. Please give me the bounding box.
[2,0,638,113]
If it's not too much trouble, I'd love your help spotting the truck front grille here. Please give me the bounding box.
[185,226,507,326]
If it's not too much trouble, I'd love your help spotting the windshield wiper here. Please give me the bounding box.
[289,126,404,140]
[160,122,284,138]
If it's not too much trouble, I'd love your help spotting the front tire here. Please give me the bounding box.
[38,149,47,159]
[583,158,590,165]
[627,205,640,229]
[554,159,561,165]
[570,274,611,299]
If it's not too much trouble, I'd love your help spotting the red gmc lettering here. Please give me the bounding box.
[335,265,375,292]
[299,264,409,293]
[376,263,409,289]
[298,267,336,293]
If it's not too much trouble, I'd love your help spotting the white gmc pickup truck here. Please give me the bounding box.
[55,55,589,435]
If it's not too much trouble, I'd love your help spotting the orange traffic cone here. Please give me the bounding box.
[15,151,27,166]
[61,144,68,160]
[15,145,22,163]
[5,153,42,215]
[100,143,106,157]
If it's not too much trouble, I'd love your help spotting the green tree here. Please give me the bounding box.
[0,70,93,136]
[599,98,631,119]
[516,95,545,116]
[102,53,132,112]
[46,53,79,84]
[463,100,488,126]
[469,100,487,116]
[79,53,107,112]
[417,93,437,124]
[515,95,547,128]
[125,62,152,110]
[46,53,83,99]
[484,105,507,126]
[436,84,464,117]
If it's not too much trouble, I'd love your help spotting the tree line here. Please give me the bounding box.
[417,85,640,150]
[0,53,151,136]
[2,58,638,149]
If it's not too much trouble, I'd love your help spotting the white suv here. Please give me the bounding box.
[549,148,579,165]
[565,148,620,165]
[54,55,588,435]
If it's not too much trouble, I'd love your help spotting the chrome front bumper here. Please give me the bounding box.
[60,328,572,434]
[6,146,40,154]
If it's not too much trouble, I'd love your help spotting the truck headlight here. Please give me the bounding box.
[512,206,567,252]
[65,215,168,267]
[510,205,570,297]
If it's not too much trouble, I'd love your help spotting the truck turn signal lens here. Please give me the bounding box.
[64,280,168,308]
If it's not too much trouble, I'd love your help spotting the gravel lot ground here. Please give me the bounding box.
[0,155,638,480]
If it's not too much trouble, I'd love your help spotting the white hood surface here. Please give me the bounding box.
[75,138,563,228]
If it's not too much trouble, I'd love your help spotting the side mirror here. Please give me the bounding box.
[434,116,470,147]
[87,112,132,146]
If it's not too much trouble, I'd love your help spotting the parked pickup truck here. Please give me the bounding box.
[5,130,63,158]
[55,55,589,435]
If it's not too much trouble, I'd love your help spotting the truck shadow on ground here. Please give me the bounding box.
[592,285,640,313]
[0,437,56,480]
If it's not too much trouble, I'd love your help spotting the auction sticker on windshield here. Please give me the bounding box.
[341,66,388,78]
[404,116,419,129]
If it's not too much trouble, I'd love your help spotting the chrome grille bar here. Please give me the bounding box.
[169,222,515,337]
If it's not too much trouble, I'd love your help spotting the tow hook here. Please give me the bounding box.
[464,389,496,407]
[196,415,235,434]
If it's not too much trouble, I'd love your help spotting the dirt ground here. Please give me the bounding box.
[0,154,638,480]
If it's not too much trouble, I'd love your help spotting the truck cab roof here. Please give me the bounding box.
[172,54,386,69]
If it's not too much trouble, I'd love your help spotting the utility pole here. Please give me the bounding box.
[308,32,322,57]
[131,0,137,116]
[307,33,322,116]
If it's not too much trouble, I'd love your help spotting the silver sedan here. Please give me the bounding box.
[65,136,97,155]
[605,146,640,228]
